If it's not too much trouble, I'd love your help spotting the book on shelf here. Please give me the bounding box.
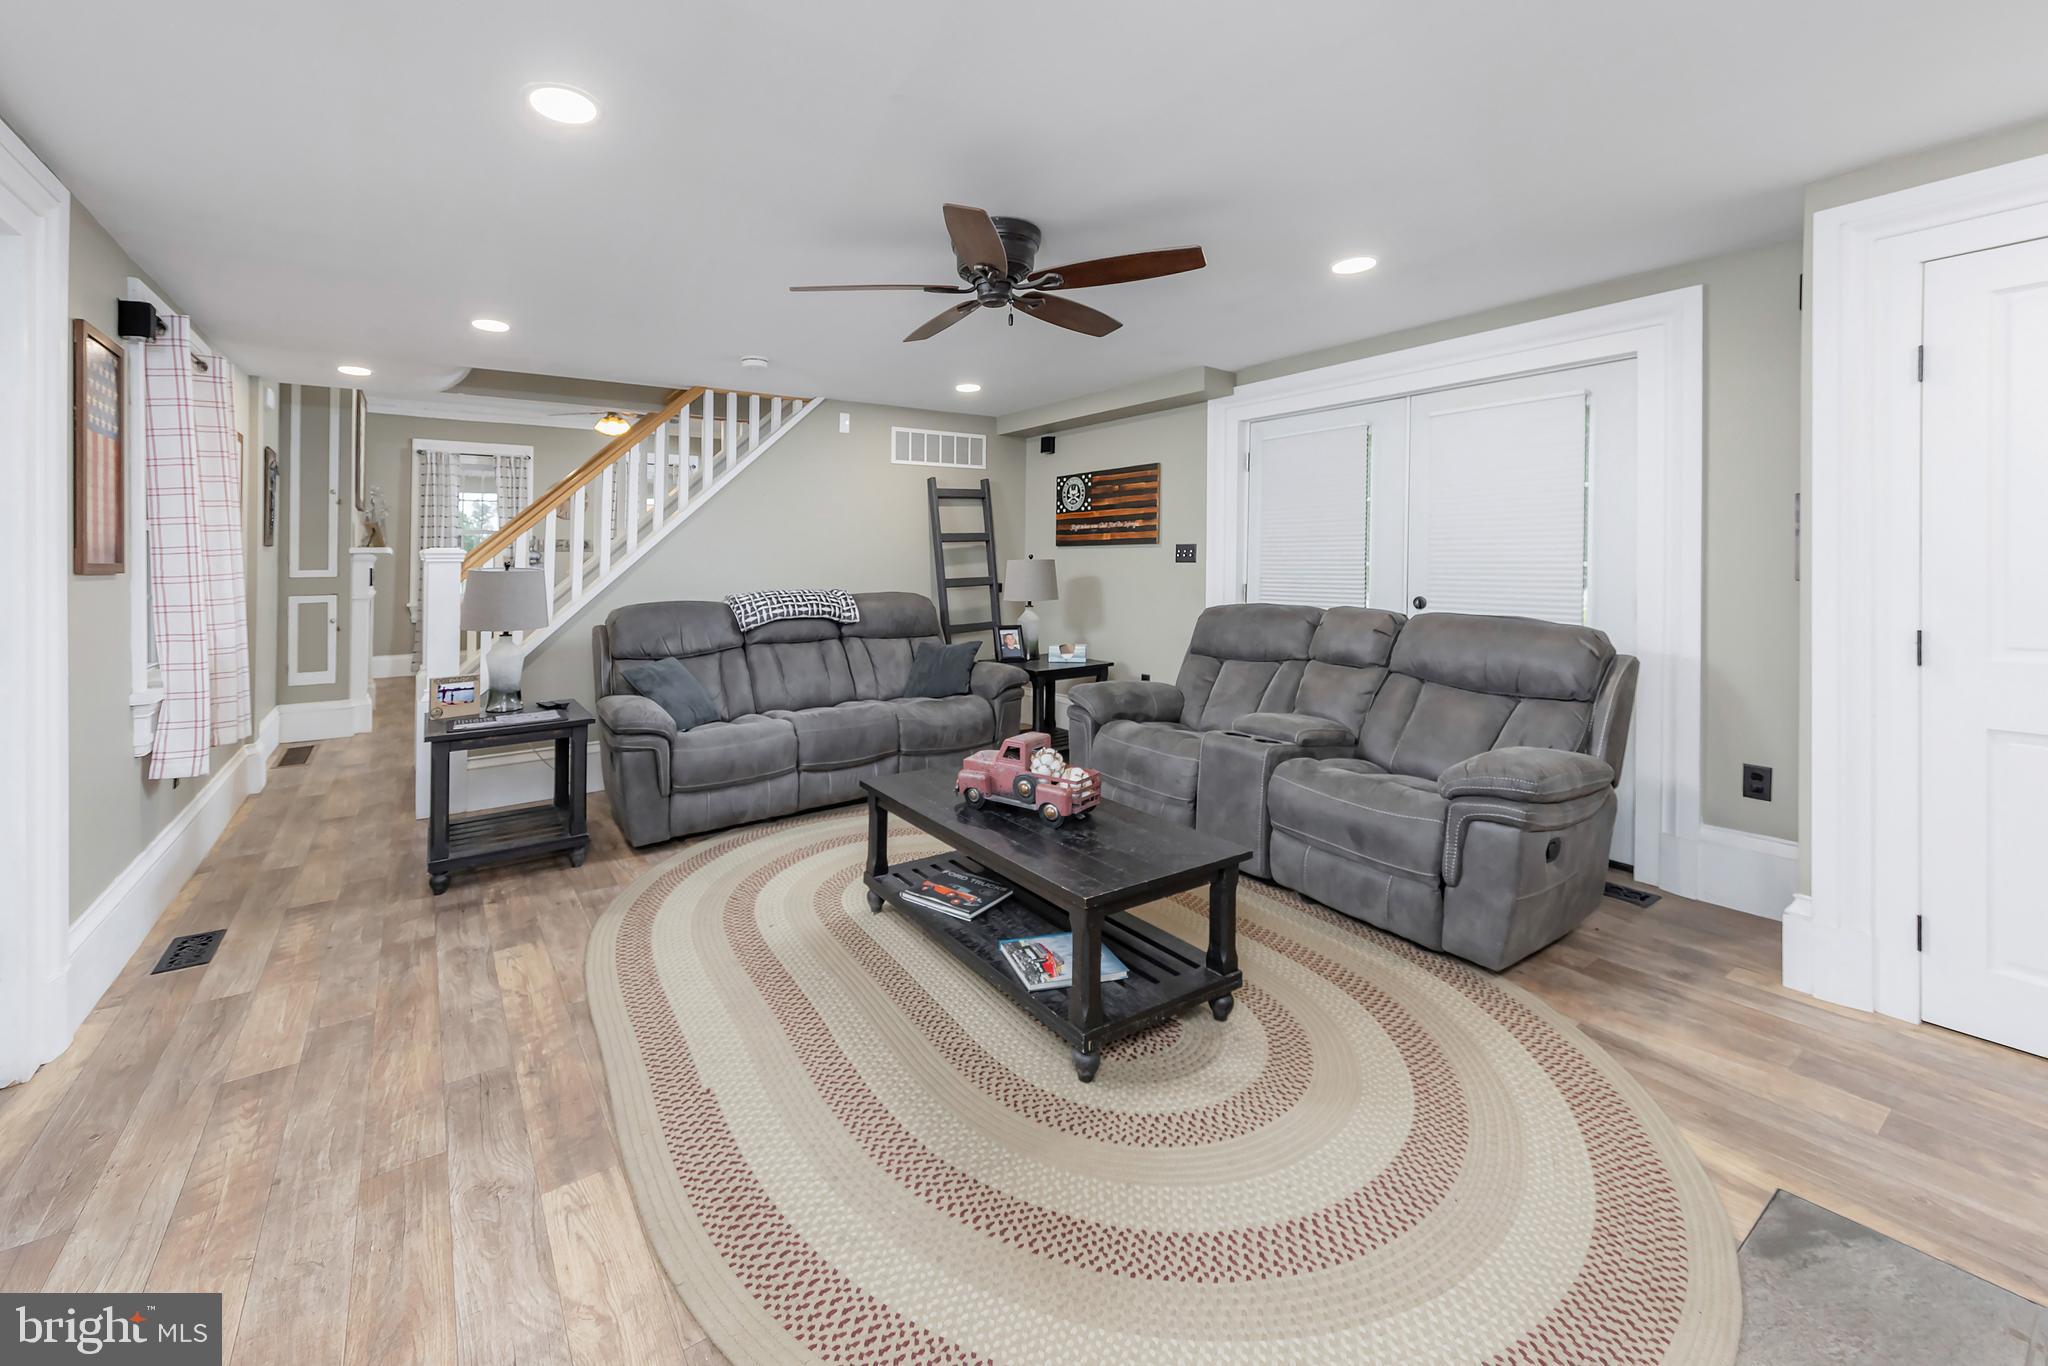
[997,932,1130,992]
[898,869,1013,921]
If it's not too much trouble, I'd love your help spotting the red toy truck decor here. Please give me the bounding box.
[955,731,1102,826]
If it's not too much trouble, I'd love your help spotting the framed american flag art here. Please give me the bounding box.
[71,319,125,575]
[1053,461,1160,546]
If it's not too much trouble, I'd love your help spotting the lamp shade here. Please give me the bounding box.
[1004,558,1058,602]
[460,567,549,632]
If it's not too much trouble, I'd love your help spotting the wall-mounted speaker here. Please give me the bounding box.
[117,300,164,340]
[1039,435,1055,455]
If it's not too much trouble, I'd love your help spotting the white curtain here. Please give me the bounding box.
[409,447,462,617]
[142,315,251,779]
[496,452,533,561]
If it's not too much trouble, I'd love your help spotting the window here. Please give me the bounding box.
[455,458,502,552]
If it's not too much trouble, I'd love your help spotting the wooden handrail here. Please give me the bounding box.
[461,387,703,575]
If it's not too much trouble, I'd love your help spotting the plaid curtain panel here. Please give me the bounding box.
[143,315,251,780]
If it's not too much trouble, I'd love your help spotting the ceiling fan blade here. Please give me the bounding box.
[789,283,969,293]
[1033,246,1206,290]
[942,203,1009,275]
[1016,293,1122,337]
[904,300,980,343]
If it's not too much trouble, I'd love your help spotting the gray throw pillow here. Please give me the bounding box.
[619,657,721,731]
[905,640,981,698]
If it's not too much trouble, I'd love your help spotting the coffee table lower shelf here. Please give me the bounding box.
[865,852,1241,1075]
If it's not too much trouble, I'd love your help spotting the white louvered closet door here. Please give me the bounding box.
[1245,399,1407,610]
[1401,359,1637,860]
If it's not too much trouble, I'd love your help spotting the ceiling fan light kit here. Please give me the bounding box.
[791,203,1205,342]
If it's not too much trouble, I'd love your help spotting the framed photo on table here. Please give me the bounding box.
[71,319,125,575]
[995,624,1027,662]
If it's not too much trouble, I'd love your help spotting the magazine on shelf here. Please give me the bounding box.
[997,932,1130,992]
[898,869,1014,921]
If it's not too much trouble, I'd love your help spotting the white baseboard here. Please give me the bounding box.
[451,740,603,814]
[65,739,264,1033]
[276,697,364,743]
[1678,822,1800,920]
[1778,891,1880,1013]
[372,653,414,679]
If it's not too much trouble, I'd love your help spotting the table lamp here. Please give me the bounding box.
[460,568,550,711]
[1004,556,1058,658]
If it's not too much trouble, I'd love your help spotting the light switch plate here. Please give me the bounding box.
[838,411,850,433]
[1175,543,1197,563]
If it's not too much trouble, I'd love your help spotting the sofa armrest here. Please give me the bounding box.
[596,693,678,743]
[1229,711,1358,747]
[1437,747,1613,804]
[1066,679,1183,727]
[968,660,1027,701]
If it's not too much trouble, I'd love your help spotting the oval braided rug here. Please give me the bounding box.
[586,809,1739,1364]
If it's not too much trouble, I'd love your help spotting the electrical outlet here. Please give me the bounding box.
[1742,763,1773,801]
[1175,543,1197,563]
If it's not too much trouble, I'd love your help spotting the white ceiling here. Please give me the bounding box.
[4,0,2046,415]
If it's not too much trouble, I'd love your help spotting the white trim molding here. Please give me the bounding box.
[64,740,267,1035]
[1803,149,2048,1020]
[275,698,364,743]
[0,113,72,1084]
[287,384,342,580]
[286,593,340,686]
[1206,288,1705,896]
[373,653,416,679]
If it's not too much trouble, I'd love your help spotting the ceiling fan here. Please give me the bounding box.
[791,203,1206,342]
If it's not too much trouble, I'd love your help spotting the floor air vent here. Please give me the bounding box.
[1604,883,1661,909]
[278,744,316,767]
[151,929,226,975]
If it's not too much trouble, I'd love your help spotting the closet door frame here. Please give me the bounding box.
[1205,287,1701,893]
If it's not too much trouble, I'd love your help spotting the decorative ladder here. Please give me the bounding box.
[415,383,822,817]
[926,476,1003,647]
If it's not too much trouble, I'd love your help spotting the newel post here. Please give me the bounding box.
[415,547,466,818]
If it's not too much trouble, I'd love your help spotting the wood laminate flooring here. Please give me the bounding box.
[2,679,2043,1363]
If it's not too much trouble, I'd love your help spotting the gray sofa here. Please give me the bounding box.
[592,592,1026,846]
[1068,605,1637,970]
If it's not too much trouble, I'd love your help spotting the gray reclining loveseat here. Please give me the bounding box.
[1067,605,1636,970]
[592,592,1026,846]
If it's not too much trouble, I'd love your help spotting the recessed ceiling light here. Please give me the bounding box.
[470,318,510,333]
[954,382,982,394]
[1330,256,1378,276]
[337,364,372,377]
[528,85,598,125]
[594,411,632,435]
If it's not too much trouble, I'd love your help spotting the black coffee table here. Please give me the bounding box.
[860,768,1249,1081]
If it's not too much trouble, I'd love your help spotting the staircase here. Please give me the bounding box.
[451,384,821,660]
[413,384,821,818]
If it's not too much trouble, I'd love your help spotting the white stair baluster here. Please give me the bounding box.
[625,443,641,556]
[772,396,785,435]
[652,422,668,533]
[723,392,738,475]
[540,506,558,608]
[598,463,615,580]
[569,488,586,605]
[748,394,761,456]
[699,390,714,487]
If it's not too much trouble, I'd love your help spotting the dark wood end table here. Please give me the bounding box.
[1016,657,1113,749]
[860,768,1247,1082]
[424,701,593,894]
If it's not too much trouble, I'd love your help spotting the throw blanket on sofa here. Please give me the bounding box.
[725,589,861,632]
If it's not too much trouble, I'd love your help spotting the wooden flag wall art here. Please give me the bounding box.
[1053,462,1160,545]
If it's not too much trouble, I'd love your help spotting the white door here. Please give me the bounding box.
[1919,237,2048,1058]
[1245,399,1408,609]
[1401,363,1638,860]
